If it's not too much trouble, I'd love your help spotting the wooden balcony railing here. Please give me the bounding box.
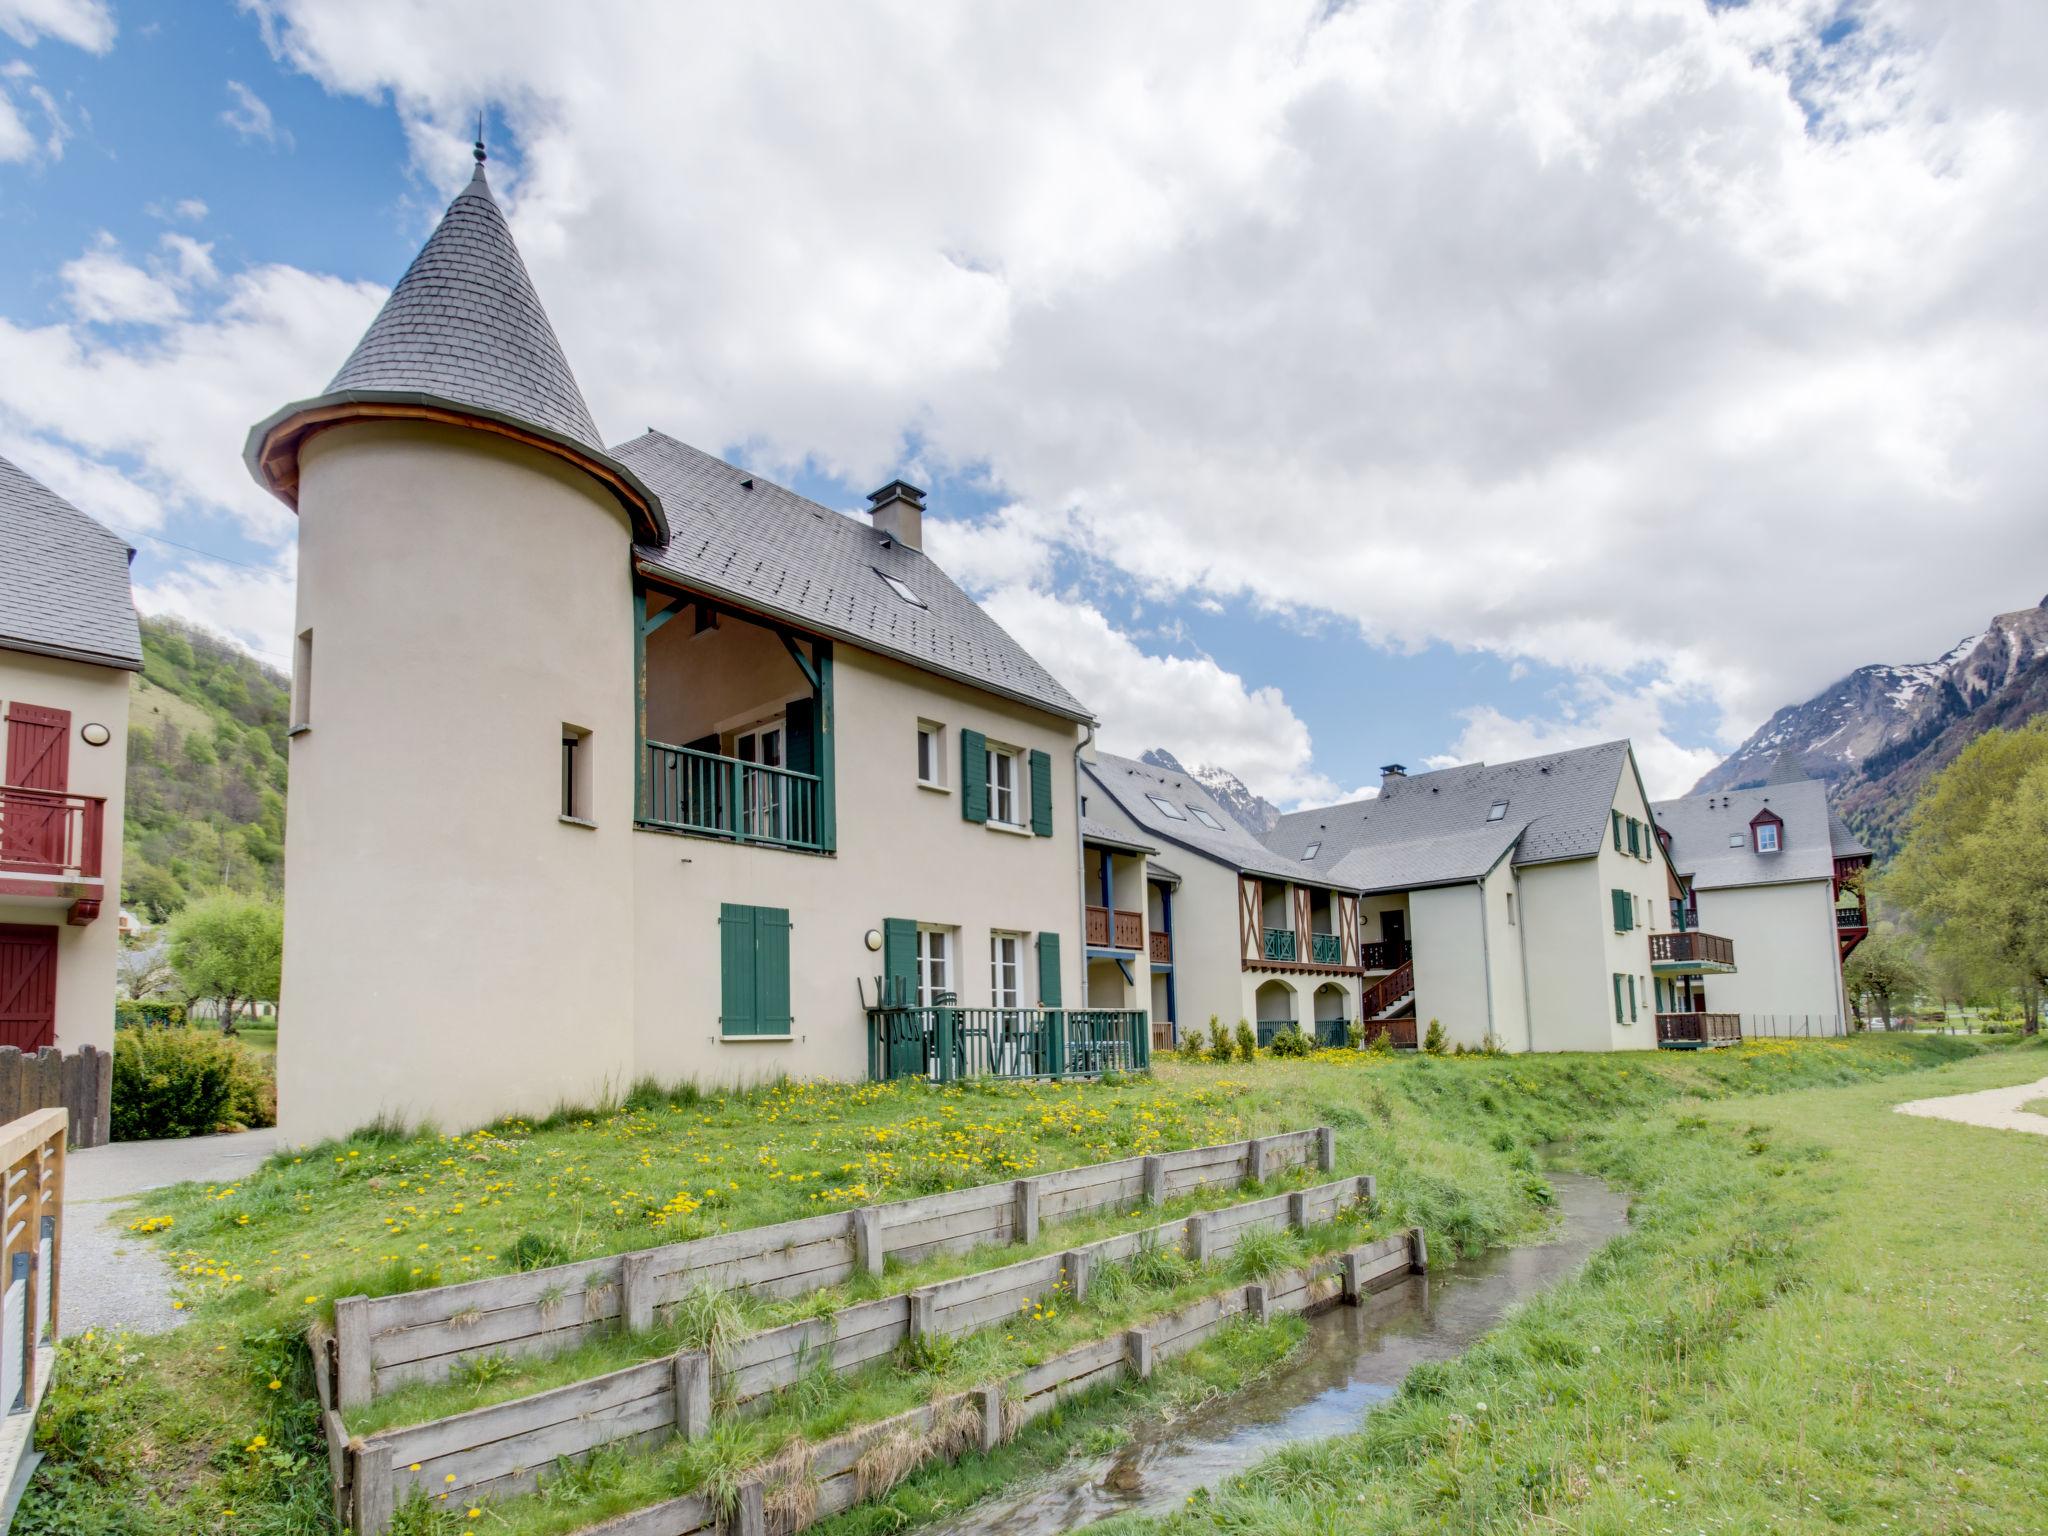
[0,1107,65,1488]
[1835,906,1869,931]
[1648,931,1736,970]
[866,1007,1150,1082]
[641,741,824,851]
[1655,1012,1741,1048]
[1310,932,1342,966]
[1362,940,1411,970]
[1086,907,1144,950]
[1262,927,1297,962]
[1085,906,1109,946]
[1148,930,1171,964]
[1361,958,1414,1019]
[0,787,105,880]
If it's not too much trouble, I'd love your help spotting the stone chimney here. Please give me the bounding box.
[867,479,926,552]
[1379,763,1407,797]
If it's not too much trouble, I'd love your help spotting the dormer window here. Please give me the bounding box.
[1487,801,1508,821]
[1755,822,1780,853]
[1750,807,1784,854]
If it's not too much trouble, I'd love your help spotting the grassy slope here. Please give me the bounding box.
[21,1037,1999,1534]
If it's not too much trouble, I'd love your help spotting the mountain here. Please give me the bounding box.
[1692,598,2048,857]
[122,616,290,920]
[1139,748,1282,835]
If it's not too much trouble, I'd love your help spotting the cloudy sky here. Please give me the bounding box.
[2,0,2043,806]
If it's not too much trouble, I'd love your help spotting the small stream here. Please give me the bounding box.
[927,1171,1631,1536]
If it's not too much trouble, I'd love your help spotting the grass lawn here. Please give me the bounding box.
[21,1034,2002,1535]
[235,1022,278,1056]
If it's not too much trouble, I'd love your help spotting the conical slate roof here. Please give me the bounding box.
[327,159,604,452]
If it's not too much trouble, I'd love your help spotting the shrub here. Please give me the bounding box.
[1366,1027,1396,1057]
[1346,1020,1364,1049]
[1176,1030,1207,1063]
[1422,1018,1448,1055]
[1235,1020,1257,1061]
[110,1027,274,1141]
[1207,1016,1232,1062]
[114,999,187,1029]
[507,1233,570,1272]
[1266,1024,1312,1058]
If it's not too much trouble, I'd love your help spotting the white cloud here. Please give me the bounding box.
[60,233,190,324]
[135,546,298,665]
[221,79,290,147]
[922,505,1063,595]
[0,0,114,52]
[1437,681,1728,802]
[147,196,211,223]
[0,58,71,162]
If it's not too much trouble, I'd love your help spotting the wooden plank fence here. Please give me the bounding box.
[327,1127,1333,1409]
[0,1108,66,1518]
[335,1167,1377,1534]
[557,1225,1426,1536]
[0,1047,109,1150]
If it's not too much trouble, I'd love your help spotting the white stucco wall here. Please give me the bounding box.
[277,422,639,1144]
[629,646,1085,1088]
[0,647,129,1056]
[1689,879,1846,1030]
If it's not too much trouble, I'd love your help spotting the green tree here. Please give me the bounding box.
[168,893,282,1034]
[1843,926,1927,1027]
[1888,721,2048,1034]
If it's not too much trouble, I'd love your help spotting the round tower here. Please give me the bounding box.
[246,144,666,1144]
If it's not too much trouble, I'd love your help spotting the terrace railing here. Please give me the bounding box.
[1310,931,1343,966]
[640,741,824,852]
[1362,940,1411,970]
[1262,927,1297,962]
[1648,931,1736,970]
[1655,1012,1741,1048]
[0,787,104,879]
[1148,929,1172,964]
[1835,906,1869,930]
[1314,1017,1350,1047]
[866,1006,1151,1082]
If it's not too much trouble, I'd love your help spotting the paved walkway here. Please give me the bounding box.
[1893,1076,2048,1138]
[61,1128,280,1337]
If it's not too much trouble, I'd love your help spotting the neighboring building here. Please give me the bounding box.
[1652,755,1871,1036]
[1083,752,1368,1048]
[245,147,1097,1143]
[1266,743,1691,1052]
[0,454,141,1062]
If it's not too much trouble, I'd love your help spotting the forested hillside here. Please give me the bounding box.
[123,616,289,919]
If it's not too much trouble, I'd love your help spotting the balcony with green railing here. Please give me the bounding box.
[1262,927,1297,962]
[866,1006,1151,1082]
[641,741,826,851]
[1310,931,1342,965]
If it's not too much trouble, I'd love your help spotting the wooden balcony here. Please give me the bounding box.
[1649,931,1737,974]
[0,788,106,907]
[1655,1012,1741,1049]
[1262,927,1297,962]
[1835,906,1869,932]
[1148,929,1171,965]
[1086,906,1145,951]
[641,741,824,851]
[1362,940,1411,970]
[1309,931,1342,966]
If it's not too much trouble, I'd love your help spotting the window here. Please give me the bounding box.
[1302,842,1320,860]
[875,569,927,608]
[917,927,952,1006]
[290,629,313,732]
[1728,833,1745,848]
[1145,794,1188,820]
[1626,818,1641,856]
[1612,973,1626,1024]
[988,745,1021,826]
[917,721,946,787]
[990,932,1022,1009]
[719,904,792,1037]
[560,724,592,823]
[1487,800,1508,821]
[1755,822,1780,853]
[1506,891,1517,926]
[736,720,786,839]
[1189,806,1224,830]
[1612,810,1624,851]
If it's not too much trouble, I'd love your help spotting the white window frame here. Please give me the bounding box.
[1755,822,1780,854]
[735,717,787,840]
[990,932,1023,1010]
[1145,793,1188,821]
[876,569,927,608]
[987,743,1023,828]
[917,927,953,1007]
[1487,800,1509,821]
[1188,806,1224,830]
[917,720,947,790]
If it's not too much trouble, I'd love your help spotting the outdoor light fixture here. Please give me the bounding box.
[80,722,111,746]
[864,929,883,951]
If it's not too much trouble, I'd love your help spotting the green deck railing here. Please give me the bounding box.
[1262,927,1297,962]
[641,740,824,851]
[866,1006,1151,1082]
[1310,932,1342,965]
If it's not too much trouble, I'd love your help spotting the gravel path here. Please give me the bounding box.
[61,1129,280,1337]
[1893,1076,2048,1138]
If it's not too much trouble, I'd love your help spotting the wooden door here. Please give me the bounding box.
[0,925,58,1052]
[3,703,70,870]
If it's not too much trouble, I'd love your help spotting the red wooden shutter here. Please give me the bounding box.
[5,704,69,790]
[0,925,58,1052]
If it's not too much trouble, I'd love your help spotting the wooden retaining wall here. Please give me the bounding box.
[340,1167,1374,1534]
[329,1127,1332,1408]
[558,1225,1428,1536]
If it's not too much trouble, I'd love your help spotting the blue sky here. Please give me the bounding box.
[3,1,2041,806]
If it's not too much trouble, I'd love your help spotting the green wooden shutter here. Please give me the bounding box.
[882,918,918,1006]
[784,697,816,777]
[1627,974,1637,1022]
[960,729,988,823]
[756,907,792,1036]
[720,903,758,1035]
[1036,931,1062,1006]
[1612,973,1624,1024]
[1625,818,1639,856]
[1611,888,1632,932]
[1028,749,1054,837]
[1612,810,1623,851]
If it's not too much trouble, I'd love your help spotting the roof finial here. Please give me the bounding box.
[473,111,486,168]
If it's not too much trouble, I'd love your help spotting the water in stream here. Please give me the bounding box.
[927,1171,1631,1536]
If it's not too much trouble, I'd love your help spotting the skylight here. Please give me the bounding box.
[1146,794,1187,820]
[1189,806,1224,830]
[874,569,926,608]
[1487,800,1509,821]
[1303,842,1321,859]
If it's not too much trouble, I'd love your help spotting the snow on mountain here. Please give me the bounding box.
[1138,748,1282,835]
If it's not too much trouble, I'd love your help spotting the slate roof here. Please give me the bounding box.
[1267,741,1633,894]
[0,453,143,670]
[620,432,1091,723]
[1083,752,1332,885]
[327,160,604,451]
[1082,815,1156,855]
[1651,779,1837,890]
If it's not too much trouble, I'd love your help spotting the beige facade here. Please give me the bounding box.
[0,647,129,1056]
[1687,881,1847,1030]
